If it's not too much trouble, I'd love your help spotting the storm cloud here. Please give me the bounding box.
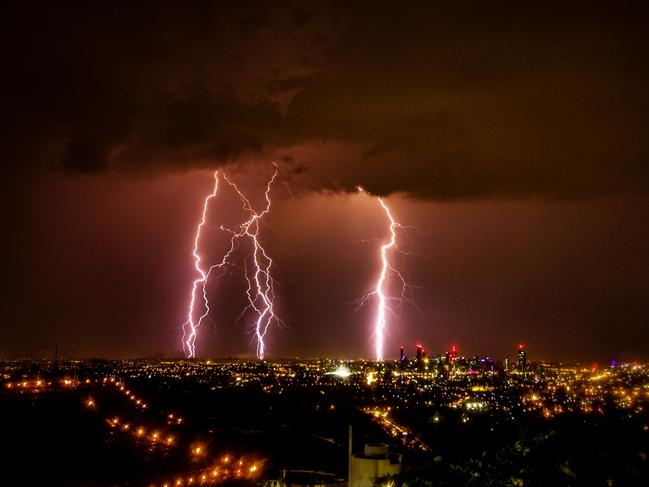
[2,1,649,199]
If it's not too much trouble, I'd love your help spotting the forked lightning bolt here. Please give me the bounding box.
[374,197,403,362]
[183,165,281,359]
[355,189,413,362]
[183,171,220,358]
[222,165,282,360]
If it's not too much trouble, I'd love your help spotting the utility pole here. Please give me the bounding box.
[348,425,353,486]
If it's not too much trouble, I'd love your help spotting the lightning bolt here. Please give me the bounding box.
[183,171,220,359]
[355,189,415,362]
[182,165,282,359]
[222,164,282,360]
[374,197,402,362]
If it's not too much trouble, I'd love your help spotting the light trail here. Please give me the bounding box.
[362,407,431,452]
[183,165,282,359]
[84,376,265,486]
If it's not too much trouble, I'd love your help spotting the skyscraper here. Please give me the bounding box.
[518,344,527,371]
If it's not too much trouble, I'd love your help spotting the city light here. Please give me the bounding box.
[327,364,351,379]
[2,356,648,486]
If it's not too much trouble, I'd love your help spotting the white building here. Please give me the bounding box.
[349,443,402,487]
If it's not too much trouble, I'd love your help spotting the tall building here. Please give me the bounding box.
[517,344,527,371]
[416,344,423,363]
[450,344,457,361]
[399,345,405,363]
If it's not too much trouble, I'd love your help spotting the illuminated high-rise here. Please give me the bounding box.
[450,344,457,362]
[517,344,527,371]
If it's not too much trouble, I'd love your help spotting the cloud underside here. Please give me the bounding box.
[3,1,649,199]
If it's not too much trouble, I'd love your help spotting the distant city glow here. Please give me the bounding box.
[2,356,648,485]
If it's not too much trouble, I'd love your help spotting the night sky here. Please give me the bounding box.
[1,1,648,361]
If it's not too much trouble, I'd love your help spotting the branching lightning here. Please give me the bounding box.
[355,189,416,362]
[221,165,282,360]
[373,197,404,362]
[183,171,220,359]
[182,165,282,359]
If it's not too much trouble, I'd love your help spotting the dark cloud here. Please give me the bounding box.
[2,1,649,198]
